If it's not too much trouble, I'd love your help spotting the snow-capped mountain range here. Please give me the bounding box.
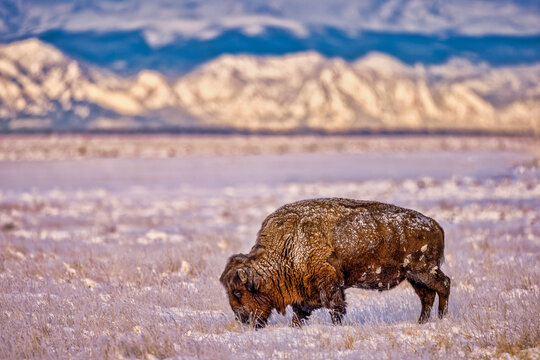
[1,39,539,133]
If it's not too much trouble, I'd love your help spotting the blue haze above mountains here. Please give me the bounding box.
[2,0,539,76]
[34,29,540,76]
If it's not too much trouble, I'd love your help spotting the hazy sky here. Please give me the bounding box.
[2,0,539,45]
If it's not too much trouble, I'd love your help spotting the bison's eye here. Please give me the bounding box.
[233,289,242,299]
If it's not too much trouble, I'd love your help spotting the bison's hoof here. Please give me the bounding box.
[290,320,303,328]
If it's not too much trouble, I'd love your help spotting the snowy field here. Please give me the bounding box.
[0,135,538,359]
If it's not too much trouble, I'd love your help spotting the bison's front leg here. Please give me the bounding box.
[291,303,312,327]
[317,264,347,325]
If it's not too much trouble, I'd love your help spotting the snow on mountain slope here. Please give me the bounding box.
[0,39,133,126]
[0,39,538,133]
[173,51,539,133]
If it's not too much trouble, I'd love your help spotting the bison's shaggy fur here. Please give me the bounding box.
[220,198,450,327]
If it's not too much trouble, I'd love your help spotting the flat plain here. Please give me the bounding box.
[0,135,538,359]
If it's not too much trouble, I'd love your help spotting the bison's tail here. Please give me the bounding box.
[436,221,445,266]
[440,247,445,266]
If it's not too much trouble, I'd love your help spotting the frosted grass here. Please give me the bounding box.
[0,138,538,359]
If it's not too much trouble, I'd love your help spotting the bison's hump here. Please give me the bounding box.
[257,198,441,246]
[267,198,417,223]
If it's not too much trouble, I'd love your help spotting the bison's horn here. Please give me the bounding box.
[237,268,248,284]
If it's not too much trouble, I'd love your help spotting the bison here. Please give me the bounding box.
[220,198,450,327]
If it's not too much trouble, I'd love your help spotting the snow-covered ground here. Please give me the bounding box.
[0,135,538,359]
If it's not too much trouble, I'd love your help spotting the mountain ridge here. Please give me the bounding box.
[1,39,538,134]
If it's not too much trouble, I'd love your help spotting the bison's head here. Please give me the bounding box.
[219,253,273,328]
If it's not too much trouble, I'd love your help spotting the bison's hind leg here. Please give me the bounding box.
[434,269,451,319]
[407,268,451,323]
[408,279,436,324]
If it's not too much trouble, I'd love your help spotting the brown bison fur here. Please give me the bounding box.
[220,198,450,327]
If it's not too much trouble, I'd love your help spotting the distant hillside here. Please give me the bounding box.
[1,39,539,134]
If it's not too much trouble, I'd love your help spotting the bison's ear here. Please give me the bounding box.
[220,253,248,285]
[237,268,248,284]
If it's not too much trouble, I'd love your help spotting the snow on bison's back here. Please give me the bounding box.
[220,198,450,327]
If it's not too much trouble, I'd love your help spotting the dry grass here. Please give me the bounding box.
[0,136,539,359]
